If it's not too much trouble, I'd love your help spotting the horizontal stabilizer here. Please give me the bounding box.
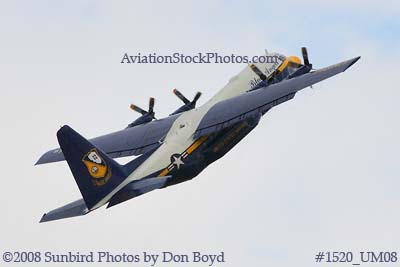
[107,176,171,208]
[40,199,88,223]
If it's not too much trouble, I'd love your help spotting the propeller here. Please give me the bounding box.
[173,89,201,107]
[130,97,156,119]
[173,89,190,104]
[250,64,267,81]
[170,89,202,115]
[301,47,312,68]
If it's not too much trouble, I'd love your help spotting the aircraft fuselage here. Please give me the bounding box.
[162,115,261,187]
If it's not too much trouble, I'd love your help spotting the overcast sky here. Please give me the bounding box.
[0,1,399,267]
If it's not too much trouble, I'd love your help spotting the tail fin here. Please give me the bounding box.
[57,125,128,210]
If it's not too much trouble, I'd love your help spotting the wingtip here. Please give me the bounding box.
[39,213,47,223]
[35,148,65,165]
[344,56,361,71]
[35,154,48,166]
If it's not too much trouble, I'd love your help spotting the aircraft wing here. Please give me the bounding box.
[36,115,179,165]
[194,57,360,138]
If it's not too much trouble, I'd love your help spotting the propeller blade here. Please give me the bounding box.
[130,104,147,115]
[148,97,155,112]
[301,47,310,66]
[173,88,190,104]
[250,64,267,81]
[192,92,202,104]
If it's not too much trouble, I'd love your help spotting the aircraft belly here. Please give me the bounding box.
[125,103,214,181]
[162,116,261,186]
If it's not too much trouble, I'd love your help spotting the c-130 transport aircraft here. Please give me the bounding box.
[36,48,360,222]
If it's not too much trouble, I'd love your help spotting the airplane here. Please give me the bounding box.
[36,48,360,222]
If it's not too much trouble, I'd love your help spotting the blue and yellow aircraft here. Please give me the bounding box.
[36,48,360,222]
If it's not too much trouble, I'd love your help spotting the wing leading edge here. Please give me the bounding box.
[194,57,360,138]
